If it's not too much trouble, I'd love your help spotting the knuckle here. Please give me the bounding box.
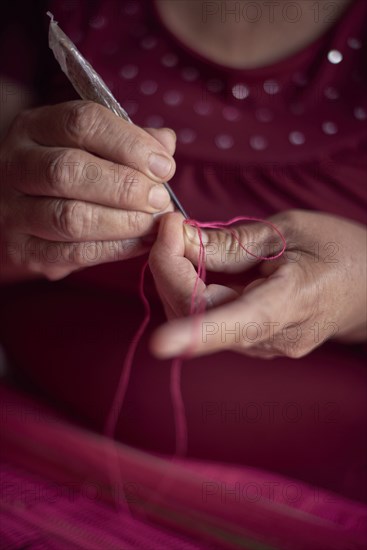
[116,170,141,206]
[274,209,300,242]
[63,101,103,143]
[53,199,90,240]
[46,149,80,193]
[120,131,142,159]
[125,209,147,235]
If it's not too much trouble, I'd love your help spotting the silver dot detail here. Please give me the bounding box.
[162,53,178,67]
[194,101,212,116]
[322,122,338,135]
[232,83,250,100]
[163,91,183,106]
[324,87,339,100]
[347,37,362,50]
[140,81,158,95]
[289,131,305,146]
[354,107,367,121]
[215,134,234,150]
[89,16,107,30]
[145,115,164,128]
[327,50,343,64]
[120,65,138,79]
[264,80,280,95]
[249,136,268,151]
[178,129,197,144]
[223,106,241,122]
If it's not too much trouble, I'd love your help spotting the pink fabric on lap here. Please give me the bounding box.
[1,382,366,549]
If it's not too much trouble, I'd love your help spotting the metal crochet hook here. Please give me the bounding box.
[47,12,189,219]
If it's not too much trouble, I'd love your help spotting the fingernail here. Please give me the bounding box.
[149,185,170,210]
[184,223,208,245]
[149,153,172,179]
[184,224,198,243]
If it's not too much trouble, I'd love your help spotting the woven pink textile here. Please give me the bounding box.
[1,383,366,549]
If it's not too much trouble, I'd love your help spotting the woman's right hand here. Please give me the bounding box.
[0,100,176,282]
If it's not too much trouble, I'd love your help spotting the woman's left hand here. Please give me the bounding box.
[149,210,367,359]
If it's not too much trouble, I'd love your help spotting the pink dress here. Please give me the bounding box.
[0,0,366,506]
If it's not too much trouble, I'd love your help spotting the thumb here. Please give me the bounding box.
[183,218,286,274]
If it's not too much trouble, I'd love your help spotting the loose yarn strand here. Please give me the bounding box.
[104,260,151,439]
[105,217,286,462]
[103,260,150,513]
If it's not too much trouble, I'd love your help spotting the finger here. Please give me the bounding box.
[13,145,171,213]
[22,101,176,182]
[16,196,156,242]
[183,218,286,273]
[143,127,177,156]
[21,236,148,280]
[149,213,202,317]
[150,271,295,359]
[204,284,239,309]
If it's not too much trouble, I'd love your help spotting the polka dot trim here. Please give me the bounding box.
[354,107,367,120]
[289,131,305,146]
[194,101,212,116]
[120,65,139,79]
[162,53,179,67]
[347,37,362,50]
[223,106,241,122]
[163,90,183,106]
[140,80,158,95]
[327,50,343,64]
[215,134,234,150]
[322,122,338,135]
[178,129,197,144]
[250,136,268,151]
[232,84,250,100]
[324,87,339,100]
[89,16,107,30]
[145,115,164,128]
[263,80,280,95]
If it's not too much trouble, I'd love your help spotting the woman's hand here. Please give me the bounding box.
[149,210,367,359]
[0,100,176,282]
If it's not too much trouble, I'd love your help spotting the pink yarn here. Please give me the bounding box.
[104,216,287,457]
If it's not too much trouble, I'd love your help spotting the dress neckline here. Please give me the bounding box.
[150,0,357,80]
